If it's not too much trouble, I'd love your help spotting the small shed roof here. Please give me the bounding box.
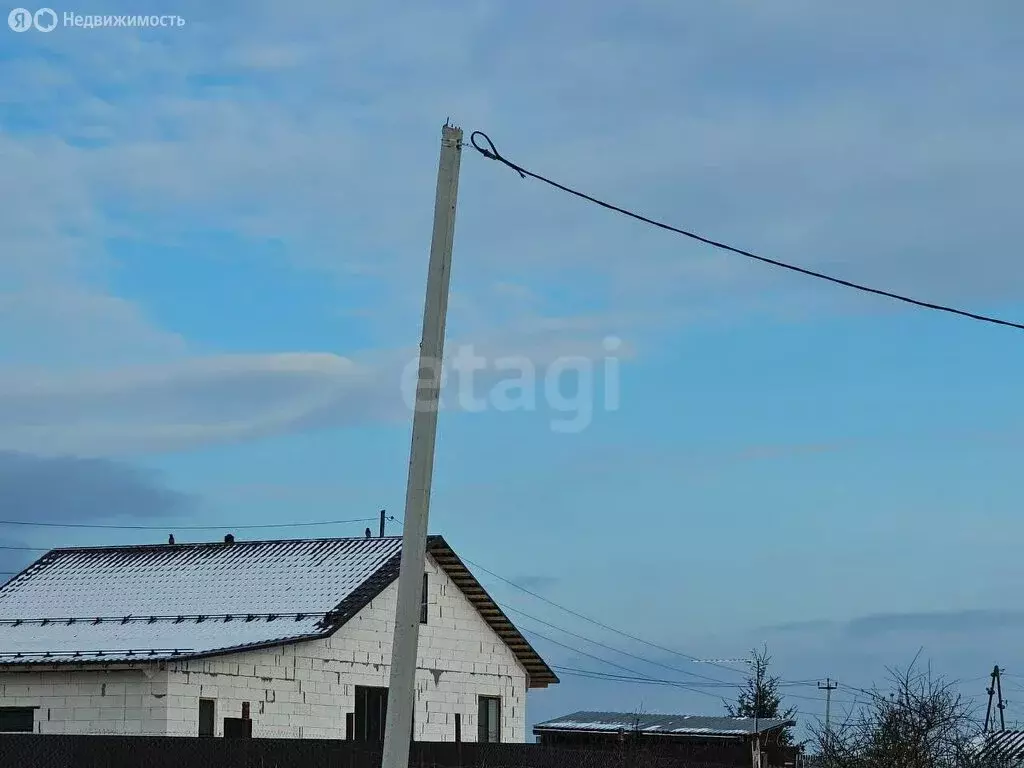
[974,731,1024,765]
[534,711,795,738]
[0,535,558,687]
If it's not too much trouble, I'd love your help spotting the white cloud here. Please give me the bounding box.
[0,327,626,456]
[0,0,1021,454]
[0,353,363,457]
[0,288,186,367]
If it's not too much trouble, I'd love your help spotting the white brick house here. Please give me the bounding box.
[0,535,557,740]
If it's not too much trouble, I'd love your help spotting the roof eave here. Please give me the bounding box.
[426,536,559,689]
[0,630,334,668]
[533,728,751,740]
[533,718,797,737]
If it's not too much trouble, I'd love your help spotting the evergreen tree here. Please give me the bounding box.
[726,645,797,746]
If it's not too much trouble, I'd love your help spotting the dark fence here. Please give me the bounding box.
[0,734,738,768]
[539,734,799,767]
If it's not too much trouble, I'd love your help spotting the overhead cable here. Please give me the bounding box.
[462,554,747,676]
[469,131,1024,332]
[0,516,379,532]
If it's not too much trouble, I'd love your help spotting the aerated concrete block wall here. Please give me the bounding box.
[0,554,528,741]
[0,667,168,735]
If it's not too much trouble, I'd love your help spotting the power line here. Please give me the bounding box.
[482,607,787,705]
[0,516,402,549]
[0,520,380,532]
[469,131,1024,332]
[553,665,855,716]
[462,554,746,677]
[467,556,854,696]
[557,665,856,703]
[522,628,734,705]
[838,679,989,701]
[516,601,980,710]
[551,664,730,703]
[522,623,749,710]
[838,683,883,700]
[500,602,734,685]
[523,625,667,681]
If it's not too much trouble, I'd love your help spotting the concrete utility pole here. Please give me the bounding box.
[380,123,463,768]
[984,665,1006,733]
[753,663,761,768]
[818,678,838,732]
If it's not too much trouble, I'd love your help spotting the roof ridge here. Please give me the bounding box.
[46,534,418,553]
[540,711,793,722]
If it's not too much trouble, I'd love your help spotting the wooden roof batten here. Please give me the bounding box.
[425,536,559,689]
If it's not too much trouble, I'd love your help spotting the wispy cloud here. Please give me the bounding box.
[763,609,1024,639]
[0,451,192,522]
[0,330,626,456]
[0,452,191,575]
[845,611,1024,638]
[0,353,365,456]
[1,0,1020,456]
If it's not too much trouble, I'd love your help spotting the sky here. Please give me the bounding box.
[2,0,1024,741]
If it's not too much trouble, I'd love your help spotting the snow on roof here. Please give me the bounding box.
[975,730,1024,765]
[533,712,795,737]
[0,536,403,663]
[0,535,560,687]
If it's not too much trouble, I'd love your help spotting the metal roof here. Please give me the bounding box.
[0,535,558,687]
[534,711,796,738]
[974,731,1024,765]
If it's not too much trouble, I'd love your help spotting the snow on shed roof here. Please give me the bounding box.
[0,535,558,687]
[974,731,1024,765]
[534,712,795,737]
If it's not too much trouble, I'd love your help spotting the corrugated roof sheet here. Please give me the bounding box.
[975,730,1024,765]
[534,711,795,737]
[0,535,559,686]
[0,536,402,663]
[1,537,402,619]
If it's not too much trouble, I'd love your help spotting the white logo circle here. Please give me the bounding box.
[8,7,33,30]
[33,7,56,31]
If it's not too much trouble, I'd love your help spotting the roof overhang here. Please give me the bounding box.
[533,718,796,737]
[427,536,558,688]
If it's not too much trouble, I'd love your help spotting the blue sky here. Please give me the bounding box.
[2,0,1024,737]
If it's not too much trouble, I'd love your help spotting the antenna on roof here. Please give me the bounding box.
[224,534,235,544]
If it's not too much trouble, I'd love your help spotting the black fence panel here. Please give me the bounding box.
[0,735,740,768]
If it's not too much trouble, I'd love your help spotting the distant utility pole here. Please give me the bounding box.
[754,679,761,768]
[698,656,766,767]
[985,665,1006,733]
[818,678,838,732]
[380,123,463,768]
[378,509,386,537]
